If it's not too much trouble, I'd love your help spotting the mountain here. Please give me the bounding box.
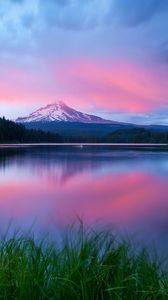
[16,101,119,124]
[15,101,168,139]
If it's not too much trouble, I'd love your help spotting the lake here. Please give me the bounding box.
[1,145,168,255]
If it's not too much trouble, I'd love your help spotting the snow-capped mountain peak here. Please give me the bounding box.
[16,101,116,124]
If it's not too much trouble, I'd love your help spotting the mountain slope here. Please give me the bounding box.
[16,101,119,124]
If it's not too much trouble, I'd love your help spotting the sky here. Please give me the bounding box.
[0,0,168,124]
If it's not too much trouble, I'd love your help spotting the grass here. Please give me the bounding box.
[0,224,167,299]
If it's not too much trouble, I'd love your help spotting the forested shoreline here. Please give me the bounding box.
[1,116,168,143]
[0,117,63,143]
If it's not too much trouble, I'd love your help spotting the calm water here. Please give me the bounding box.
[1,145,168,254]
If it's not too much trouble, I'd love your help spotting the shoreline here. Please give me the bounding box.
[0,143,168,148]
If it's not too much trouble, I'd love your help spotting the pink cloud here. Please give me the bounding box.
[0,61,59,105]
[50,58,168,112]
[0,57,168,114]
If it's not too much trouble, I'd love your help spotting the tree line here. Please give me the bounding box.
[105,128,168,143]
[0,117,63,143]
[1,117,168,143]
[63,128,168,143]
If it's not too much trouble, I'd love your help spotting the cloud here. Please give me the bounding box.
[0,0,168,124]
[156,41,168,64]
[47,57,168,113]
[39,0,109,30]
[38,0,168,31]
[47,0,70,6]
[10,0,24,4]
[94,105,168,125]
[110,0,168,27]
[21,12,34,28]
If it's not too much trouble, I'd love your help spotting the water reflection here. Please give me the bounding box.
[0,146,168,254]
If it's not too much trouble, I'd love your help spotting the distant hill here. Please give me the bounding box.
[22,120,168,139]
[23,121,134,137]
[21,121,168,143]
[106,127,168,143]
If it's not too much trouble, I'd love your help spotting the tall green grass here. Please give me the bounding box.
[0,224,167,299]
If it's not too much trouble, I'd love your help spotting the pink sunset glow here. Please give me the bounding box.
[50,58,168,112]
[0,58,168,117]
[0,0,168,124]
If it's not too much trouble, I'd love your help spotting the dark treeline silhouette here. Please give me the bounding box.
[0,117,63,143]
[63,128,168,143]
[1,117,168,143]
[105,128,168,143]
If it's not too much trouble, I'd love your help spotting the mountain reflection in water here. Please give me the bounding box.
[0,146,168,255]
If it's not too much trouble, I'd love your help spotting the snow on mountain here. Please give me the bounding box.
[16,101,118,124]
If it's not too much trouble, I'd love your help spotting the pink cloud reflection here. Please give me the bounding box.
[1,169,168,232]
[53,171,168,227]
